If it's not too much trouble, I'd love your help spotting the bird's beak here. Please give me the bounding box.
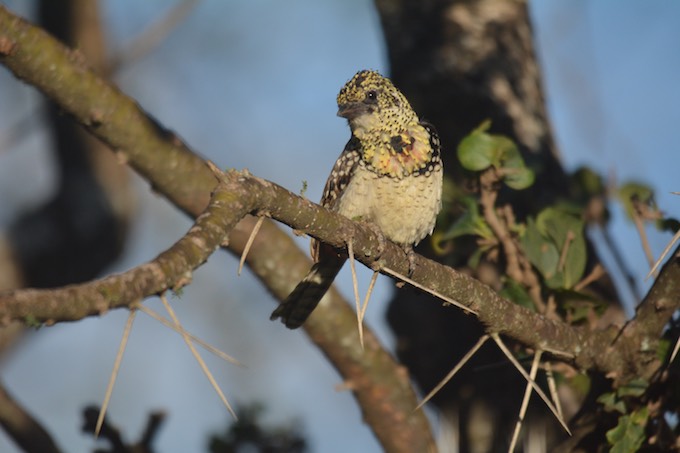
[337,102,371,120]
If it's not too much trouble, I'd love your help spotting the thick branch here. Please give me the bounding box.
[2,165,678,384]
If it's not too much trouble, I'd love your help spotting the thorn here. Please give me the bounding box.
[382,267,477,315]
[239,216,264,276]
[347,238,364,350]
[360,271,380,322]
[491,334,571,436]
[646,228,680,280]
[206,160,223,178]
[416,335,489,411]
[670,336,680,365]
[508,350,542,453]
[545,361,564,421]
[136,304,243,367]
[96,309,137,437]
[160,295,237,420]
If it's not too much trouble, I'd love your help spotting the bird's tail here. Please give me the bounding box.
[271,257,345,329]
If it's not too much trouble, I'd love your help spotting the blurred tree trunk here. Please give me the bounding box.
[11,0,134,288]
[375,1,620,451]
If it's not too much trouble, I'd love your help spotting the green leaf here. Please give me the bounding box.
[656,217,680,233]
[616,378,649,398]
[617,182,655,221]
[438,196,493,241]
[496,139,534,190]
[559,290,607,324]
[522,216,560,284]
[499,279,535,310]
[521,208,588,289]
[571,166,606,198]
[569,373,591,399]
[24,314,43,329]
[457,121,535,190]
[457,120,497,171]
[657,338,671,362]
[606,407,649,453]
[535,208,587,289]
[467,246,485,269]
[503,166,535,190]
[597,392,626,414]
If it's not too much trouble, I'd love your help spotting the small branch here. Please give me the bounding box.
[631,199,656,270]
[557,230,575,272]
[574,264,605,292]
[600,226,642,301]
[0,381,62,453]
[480,170,522,282]
[83,406,165,453]
[480,170,545,312]
[0,166,236,323]
[107,0,200,72]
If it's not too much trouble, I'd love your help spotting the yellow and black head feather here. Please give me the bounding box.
[336,70,438,178]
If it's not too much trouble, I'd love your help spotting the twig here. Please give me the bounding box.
[557,231,575,272]
[599,226,641,301]
[108,0,201,72]
[574,264,605,292]
[631,202,656,272]
[480,171,545,311]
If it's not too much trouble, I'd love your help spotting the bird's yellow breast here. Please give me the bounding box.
[334,160,443,246]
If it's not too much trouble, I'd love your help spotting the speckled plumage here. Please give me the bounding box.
[271,70,443,329]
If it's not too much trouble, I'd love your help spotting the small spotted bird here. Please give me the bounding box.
[271,70,443,329]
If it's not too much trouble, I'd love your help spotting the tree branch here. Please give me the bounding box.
[2,162,677,382]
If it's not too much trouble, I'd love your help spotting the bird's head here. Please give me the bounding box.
[336,70,417,136]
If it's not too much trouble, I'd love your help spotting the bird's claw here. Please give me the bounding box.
[363,222,386,261]
[403,245,417,277]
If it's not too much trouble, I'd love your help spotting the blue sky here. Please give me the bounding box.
[0,1,679,452]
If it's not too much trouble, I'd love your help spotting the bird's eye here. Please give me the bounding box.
[366,90,378,102]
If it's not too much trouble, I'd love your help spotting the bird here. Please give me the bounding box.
[270,69,443,329]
